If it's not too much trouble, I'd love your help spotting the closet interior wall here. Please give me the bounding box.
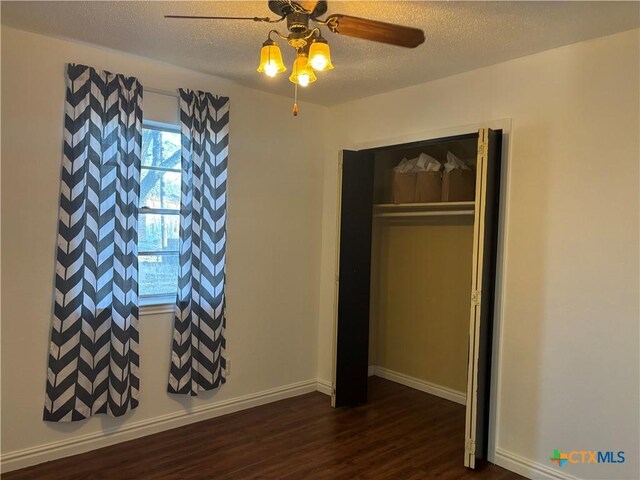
[368,137,478,397]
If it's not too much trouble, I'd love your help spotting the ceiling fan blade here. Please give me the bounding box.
[164,15,272,22]
[325,14,425,48]
[296,1,320,13]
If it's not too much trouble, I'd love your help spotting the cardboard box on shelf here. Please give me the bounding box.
[442,169,475,202]
[392,172,417,204]
[415,171,442,203]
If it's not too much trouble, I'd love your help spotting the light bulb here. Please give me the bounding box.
[264,62,278,78]
[257,41,286,77]
[310,56,328,71]
[297,74,310,87]
[308,39,333,72]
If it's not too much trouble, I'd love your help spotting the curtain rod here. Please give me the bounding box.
[145,86,179,98]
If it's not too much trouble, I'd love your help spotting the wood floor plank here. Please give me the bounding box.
[4,378,525,479]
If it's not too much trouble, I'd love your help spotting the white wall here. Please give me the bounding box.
[317,29,639,480]
[1,26,327,470]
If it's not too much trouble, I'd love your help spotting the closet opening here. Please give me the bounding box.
[332,128,502,469]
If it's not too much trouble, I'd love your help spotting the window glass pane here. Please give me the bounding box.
[139,213,180,252]
[141,128,181,169]
[140,126,182,299]
[140,170,181,210]
[139,254,179,297]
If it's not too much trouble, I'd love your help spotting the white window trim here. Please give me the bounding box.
[140,295,175,316]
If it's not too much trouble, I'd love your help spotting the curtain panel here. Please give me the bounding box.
[168,90,229,396]
[44,64,143,421]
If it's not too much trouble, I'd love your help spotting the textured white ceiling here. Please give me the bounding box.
[2,1,638,105]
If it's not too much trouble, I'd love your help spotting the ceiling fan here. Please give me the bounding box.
[166,0,425,115]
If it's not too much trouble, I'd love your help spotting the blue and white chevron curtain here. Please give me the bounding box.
[44,64,142,421]
[168,90,229,395]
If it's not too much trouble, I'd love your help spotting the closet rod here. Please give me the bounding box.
[374,210,474,218]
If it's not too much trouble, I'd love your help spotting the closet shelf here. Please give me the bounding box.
[372,201,475,218]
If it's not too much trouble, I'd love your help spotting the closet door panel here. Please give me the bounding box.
[334,150,375,408]
[464,128,502,468]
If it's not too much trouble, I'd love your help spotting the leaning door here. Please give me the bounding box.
[464,128,502,468]
[333,149,375,408]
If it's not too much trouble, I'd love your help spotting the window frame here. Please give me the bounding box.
[139,121,182,312]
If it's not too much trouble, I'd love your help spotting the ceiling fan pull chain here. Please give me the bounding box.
[293,82,299,117]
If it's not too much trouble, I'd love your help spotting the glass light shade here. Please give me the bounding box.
[308,41,334,71]
[257,43,286,77]
[289,56,317,86]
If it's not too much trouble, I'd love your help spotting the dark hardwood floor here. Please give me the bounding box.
[4,378,524,479]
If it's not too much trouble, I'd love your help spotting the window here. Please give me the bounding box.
[139,125,181,299]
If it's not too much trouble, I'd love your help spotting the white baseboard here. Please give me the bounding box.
[371,370,575,480]
[2,378,564,480]
[372,366,466,405]
[494,447,581,480]
[367,365,375,377]
[1,379,322,473]
[316,378,332,396]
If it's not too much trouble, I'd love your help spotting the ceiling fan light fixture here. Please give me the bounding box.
[289,54,317,87]
[257,39,287,77]
[166,0,425,115]
[308,36,334,71]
